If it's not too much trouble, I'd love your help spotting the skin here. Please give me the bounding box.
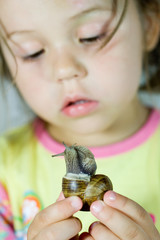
[27,192,160,240]
[1,0,149,147]
[0,0,160,239]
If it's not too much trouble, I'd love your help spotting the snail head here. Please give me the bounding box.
[52,143,97,176]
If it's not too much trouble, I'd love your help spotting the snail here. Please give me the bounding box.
[52,143,113,211]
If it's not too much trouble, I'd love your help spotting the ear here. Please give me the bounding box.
[144,9,160,51]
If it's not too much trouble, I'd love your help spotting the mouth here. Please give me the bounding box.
[62,98,99,118]
[66,99,90,106]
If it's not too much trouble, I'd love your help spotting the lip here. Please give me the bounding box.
[61,96,99,118]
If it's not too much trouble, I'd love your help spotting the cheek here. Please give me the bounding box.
[15,61,48,94]
[14,66,59,115]
[90,56,141,104]
[15,67,43,97]
[87,43,143,105]
[16,75,47,112]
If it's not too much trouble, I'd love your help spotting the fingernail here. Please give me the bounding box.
[105,191,117,201]
[91,200,105,213]
[69,196,82,209]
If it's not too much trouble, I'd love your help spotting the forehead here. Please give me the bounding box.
[0,0,111,33]
[0,0,110,18]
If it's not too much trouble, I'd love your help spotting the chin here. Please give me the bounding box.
[70,119,108,135]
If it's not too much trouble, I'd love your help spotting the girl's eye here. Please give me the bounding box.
[22,49,45,61]
[79,33,106,44]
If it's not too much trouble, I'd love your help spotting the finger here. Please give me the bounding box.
[56,191,65,201]
[28,196,82,239]
[79,232,94,240]
[90,200,149,240]
[33,217,82,240]
[89,222,120,240]
[104,191,159,237]
[70,235,79,240]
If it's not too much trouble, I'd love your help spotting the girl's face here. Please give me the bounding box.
[1,0,148,146]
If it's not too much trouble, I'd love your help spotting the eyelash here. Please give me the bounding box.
[22,32,106,62]
[22,49,45,61]
[79,32,107,44]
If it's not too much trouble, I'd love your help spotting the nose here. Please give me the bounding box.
[54,51,87,83]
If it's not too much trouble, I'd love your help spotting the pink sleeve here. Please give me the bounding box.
[0,183,16,240]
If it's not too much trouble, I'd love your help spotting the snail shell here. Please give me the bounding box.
[62,173,113,211]
[52,143,113,211]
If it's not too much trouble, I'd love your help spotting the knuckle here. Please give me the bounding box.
[125,226,139,239]
[41,229,56,240]
[91,223,111,240]
[72,217,82,232]
[91,223,103,236]
[34,210,49,225]
[56,202,70,219]
[120,196,129,210]
[137,206,147,221]
[105,208,115,222]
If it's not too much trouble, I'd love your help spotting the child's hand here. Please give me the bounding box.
[80,191,160,240]
[27,195,83,240]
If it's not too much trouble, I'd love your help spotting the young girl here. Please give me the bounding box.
[0,0,160,239]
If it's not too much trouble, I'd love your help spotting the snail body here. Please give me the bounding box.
[52,143,113,211]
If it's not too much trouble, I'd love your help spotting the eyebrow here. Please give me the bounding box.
[7,30,35,39]
[69,5,111,20]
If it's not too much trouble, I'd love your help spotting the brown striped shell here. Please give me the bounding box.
[62,174,113,211]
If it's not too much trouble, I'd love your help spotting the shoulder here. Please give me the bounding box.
[0,120,36,164]
[151,109,160,137]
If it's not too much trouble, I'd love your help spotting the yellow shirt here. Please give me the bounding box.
[0,109,160,239]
